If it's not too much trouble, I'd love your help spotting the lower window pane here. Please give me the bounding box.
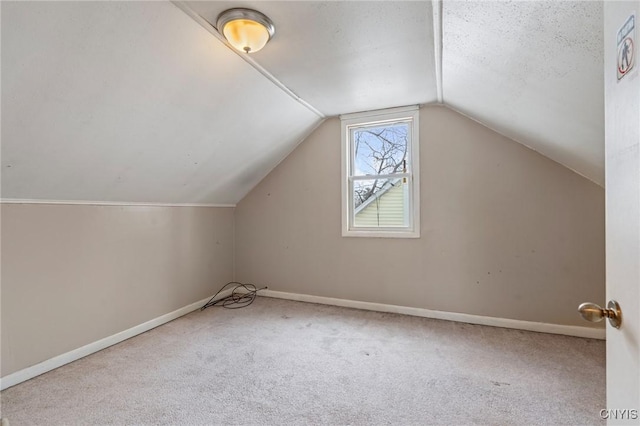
[353,178,409,228]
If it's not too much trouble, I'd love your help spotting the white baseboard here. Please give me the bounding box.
[0,294,220,391]
[260,290,606,340]
[1,289,604,391]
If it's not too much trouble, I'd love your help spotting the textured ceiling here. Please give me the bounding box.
[1,1,605,205]
[442,0,604,185]
[185,1,438,116]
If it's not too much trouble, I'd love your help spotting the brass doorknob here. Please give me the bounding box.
[578,300,622,329]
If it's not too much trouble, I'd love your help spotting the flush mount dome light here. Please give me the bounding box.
[216,8,275,54]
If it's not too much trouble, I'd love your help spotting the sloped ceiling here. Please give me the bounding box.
[1,1,604,205]
[442,0,604,185]
[1,1,321,204]
[184,1,438,116]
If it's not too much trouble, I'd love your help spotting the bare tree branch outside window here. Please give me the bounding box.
[353,123,408,207]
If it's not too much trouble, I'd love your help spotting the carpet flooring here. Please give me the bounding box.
[1,297,605,425]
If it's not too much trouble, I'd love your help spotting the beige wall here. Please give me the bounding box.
[235,105,605,327]
[1,204,233,376]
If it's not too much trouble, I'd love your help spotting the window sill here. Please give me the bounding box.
[342,229,420,238]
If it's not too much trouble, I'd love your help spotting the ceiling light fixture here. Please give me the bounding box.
[216,8,275,54]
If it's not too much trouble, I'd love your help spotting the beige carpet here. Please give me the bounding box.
[1,297,605,425]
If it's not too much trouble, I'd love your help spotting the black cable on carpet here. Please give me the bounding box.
[200,281,267,311]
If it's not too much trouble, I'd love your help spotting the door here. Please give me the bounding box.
[604,2,640,423]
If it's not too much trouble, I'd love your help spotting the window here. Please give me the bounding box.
[341,106,420,238]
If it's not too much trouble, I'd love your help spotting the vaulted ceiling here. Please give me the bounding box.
[1,1,604,205]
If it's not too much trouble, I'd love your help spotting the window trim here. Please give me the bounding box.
[340,105,420,238]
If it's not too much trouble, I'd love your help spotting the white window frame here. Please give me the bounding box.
[341,105,420,238]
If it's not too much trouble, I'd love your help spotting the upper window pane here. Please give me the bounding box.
[353,122,409,177]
